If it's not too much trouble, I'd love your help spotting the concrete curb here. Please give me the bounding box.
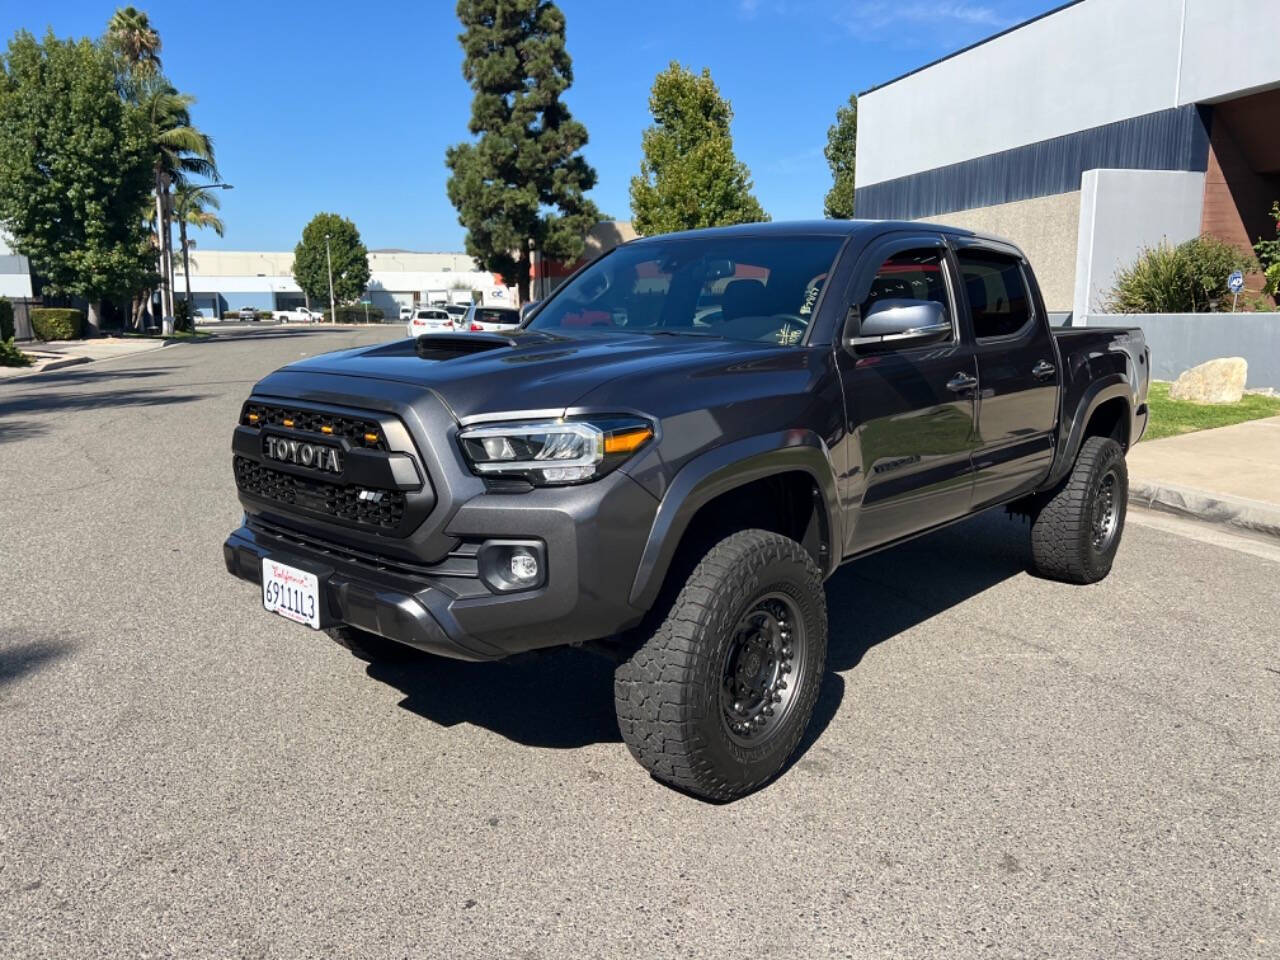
[1129,479,1280,541]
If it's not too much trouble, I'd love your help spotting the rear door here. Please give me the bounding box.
[951,239,1060,509]
[838,234,980,554]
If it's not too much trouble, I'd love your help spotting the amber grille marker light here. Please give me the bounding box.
[282,418,295,427]
[364,431,380,445]
[320,425,334,435]
[604,426,653,455]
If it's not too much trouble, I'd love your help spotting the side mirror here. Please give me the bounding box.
[845,299,951,351]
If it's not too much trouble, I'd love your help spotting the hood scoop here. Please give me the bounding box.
[413,330,563,361]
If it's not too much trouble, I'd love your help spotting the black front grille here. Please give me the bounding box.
[241,403,387,450]
[234,456,405,529]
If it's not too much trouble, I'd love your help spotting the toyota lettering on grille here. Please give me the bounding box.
[263,436,342,474]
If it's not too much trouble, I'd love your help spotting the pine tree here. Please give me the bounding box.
[823,94,857,219]
[629,62,767,237]
[446,0,600,303]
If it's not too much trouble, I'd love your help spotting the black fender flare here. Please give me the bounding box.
[1045,374,1134,488]
[627,431,841,609]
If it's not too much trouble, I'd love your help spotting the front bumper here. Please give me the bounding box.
[224,468,659,661]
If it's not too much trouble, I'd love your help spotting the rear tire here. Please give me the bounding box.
[613,530,828,801]
[1030,436,1127,584]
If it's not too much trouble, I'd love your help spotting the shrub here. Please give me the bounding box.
[0,338,32,367]
[174,299,192,333]
[324,305,385,324]
[1265,261,1280,298]
[1253,201,1280,272]
[1107,235,1256,313]
[0,298,12,341]
[30,307,84,341]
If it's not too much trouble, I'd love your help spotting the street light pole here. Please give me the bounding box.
[324,234,336,324]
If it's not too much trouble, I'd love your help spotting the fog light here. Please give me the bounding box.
[510,549,539,582]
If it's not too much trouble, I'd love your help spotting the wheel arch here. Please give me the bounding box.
[627,432,841,610]
[1044,375,1135,489]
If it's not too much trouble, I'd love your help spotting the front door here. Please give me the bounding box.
[838,239,980,554]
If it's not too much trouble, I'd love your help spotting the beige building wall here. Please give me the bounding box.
[917,191,1082,313]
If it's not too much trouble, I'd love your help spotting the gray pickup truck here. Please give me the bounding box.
[224,220,1149,800]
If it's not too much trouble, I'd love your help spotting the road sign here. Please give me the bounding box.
[360,299,372,305]
[1228,270,1245,294]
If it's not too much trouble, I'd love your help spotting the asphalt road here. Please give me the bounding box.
[1,327,1277,959]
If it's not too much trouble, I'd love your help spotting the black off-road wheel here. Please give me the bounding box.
[613,530,828,801]
[1030,436,1128,584]
[326,625,417,663]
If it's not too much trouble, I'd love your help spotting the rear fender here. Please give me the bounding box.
[1044,374,1133,488]
[628,431,841,609]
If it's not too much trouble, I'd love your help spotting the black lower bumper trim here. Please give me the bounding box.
[223,526,504,661]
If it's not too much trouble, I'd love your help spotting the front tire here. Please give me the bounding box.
[613,530,828,801]
[1030,436,1128,584]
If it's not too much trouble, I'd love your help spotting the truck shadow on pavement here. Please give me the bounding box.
[366,512,1032,761]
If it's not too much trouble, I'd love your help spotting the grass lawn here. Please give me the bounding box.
[1143,380,1280,441]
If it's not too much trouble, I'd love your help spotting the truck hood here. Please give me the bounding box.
[272,330,779,421]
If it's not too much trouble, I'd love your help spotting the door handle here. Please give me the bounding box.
[946,372,978,393]
[1032,360,1056,380]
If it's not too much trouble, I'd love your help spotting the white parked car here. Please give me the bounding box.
[463,304,522,332]
[399,306,413,322]
[237,306,260,321]
[275,306,323,323]
[406,307,455,337]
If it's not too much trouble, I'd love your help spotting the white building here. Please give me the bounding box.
[854,0,1280,320]
[181,249,514,318]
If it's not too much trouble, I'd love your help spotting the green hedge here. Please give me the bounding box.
[0,338,32,367]
[0,298,13,341]
[30,307,84,341]
[324,305,385,324]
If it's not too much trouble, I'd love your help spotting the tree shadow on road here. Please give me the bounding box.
[0,637,75,689]
[0,385,210,422]
[364,512,1034,763]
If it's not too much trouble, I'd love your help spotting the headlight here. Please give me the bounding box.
[458,416,655,485]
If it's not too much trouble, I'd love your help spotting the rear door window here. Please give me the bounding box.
[955,249,1033,340]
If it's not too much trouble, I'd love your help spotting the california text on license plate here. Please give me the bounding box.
[262,559,321,629]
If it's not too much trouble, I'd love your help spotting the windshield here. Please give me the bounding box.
[527,236,842,346]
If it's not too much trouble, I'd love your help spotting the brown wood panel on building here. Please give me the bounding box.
[1200,89,1280,298]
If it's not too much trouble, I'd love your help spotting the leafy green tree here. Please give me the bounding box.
[823,94,857,219]
[292,213,370,308]
[446,0,600,303]
[0,30,154,334]
[629,62,767,236]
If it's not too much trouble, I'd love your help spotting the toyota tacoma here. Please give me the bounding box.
[224,220,1149,800]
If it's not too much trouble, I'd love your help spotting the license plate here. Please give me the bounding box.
[262,559,321,629]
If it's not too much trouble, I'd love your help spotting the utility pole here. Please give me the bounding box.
[325,233,336,323]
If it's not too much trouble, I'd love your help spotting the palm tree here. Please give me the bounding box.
[106,6,162,87]
[174,183,226,323]
[137,78,218,324]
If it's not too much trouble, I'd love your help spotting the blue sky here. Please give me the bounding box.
[4,0,1061,252]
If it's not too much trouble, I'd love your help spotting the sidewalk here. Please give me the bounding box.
[1128,416,1280,539]
[0,337,170,380]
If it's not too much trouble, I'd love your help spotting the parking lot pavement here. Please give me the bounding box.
[1,327,1277,959]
